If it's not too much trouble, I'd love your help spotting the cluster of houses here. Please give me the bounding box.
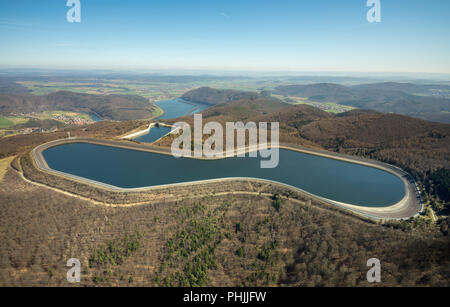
[52,114,93,126]
[0,113,95,138]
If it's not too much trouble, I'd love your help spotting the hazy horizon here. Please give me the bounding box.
[1,0,449,74]
[1,67,449,83]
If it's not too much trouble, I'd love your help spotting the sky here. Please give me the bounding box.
[0,0,449,74]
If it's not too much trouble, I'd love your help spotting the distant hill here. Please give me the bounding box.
[352,82,450,94]
[274,82,450,123]
[248,104,332,131]
[164,94,450,191]
[181,87,262,106]
[161,98,324,149]
[0,78,30,94]
[176,95,289,123]
[299,110,448,148]
[11,119,66,130]
[256,107,450,176]
[351,82,426,93]
[0,91,156,121]
[273,83,356,102]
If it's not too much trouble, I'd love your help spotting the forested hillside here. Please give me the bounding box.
[274,82,450,123]
[0,170,449,286]
[163,93,450,214]
[0,87,449,287]
[0,91,156,121]
[181,87,262,106]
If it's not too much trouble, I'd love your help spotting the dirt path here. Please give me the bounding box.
[9,160,381,228]
[11,164,281,208]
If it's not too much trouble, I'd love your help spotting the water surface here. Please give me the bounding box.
[137,99,211,143]
[134,126,172,143]
[155,99,211,120]
[42,143,405,207]
[89,113,102,122]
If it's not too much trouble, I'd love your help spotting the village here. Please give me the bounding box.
[0,111,95,138]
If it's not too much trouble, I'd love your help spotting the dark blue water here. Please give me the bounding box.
[154,99,211,120]
[134,126,172,143]
[89,113,102,122]
[136,99,211,143]
[42,143,405,207]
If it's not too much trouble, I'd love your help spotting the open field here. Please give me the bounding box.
[0,116,31,138]
[0,111,94,139]
[33,110,93,122]
[16,78,302,103]
[0,116,29,129]
[294,100,356,114]
[17,80,196,101]
[271,95,356,114]
[0,116,13,129]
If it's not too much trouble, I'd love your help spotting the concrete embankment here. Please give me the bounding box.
[120,123,177,141]
[31,137,423,221]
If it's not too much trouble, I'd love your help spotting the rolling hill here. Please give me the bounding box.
[0,88,449,287]
[274,82,450,123]
[0,78,30,94]
[0,91,156,121]
[165,89,450,209]
[181,87,262,106]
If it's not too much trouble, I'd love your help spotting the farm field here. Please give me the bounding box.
[0,116,29,129]
[293,99,356,114]
[33,110,93,122]
[0,111,95,139]
[0,116,13,129]
[17,79,294,103]
[271,95,356,114]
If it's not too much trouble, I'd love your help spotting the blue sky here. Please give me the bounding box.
[0,0,449,73]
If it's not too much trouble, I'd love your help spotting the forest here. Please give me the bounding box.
[0,86,449,287]
[0,91,157,121]
[0,169,448,287]
[273,82,450,123]
[155,95,450,219]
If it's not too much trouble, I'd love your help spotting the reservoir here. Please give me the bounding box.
[135,98,211,143]
[42,142,405,207]
[134,125,172,143]
[154,99,211,120]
